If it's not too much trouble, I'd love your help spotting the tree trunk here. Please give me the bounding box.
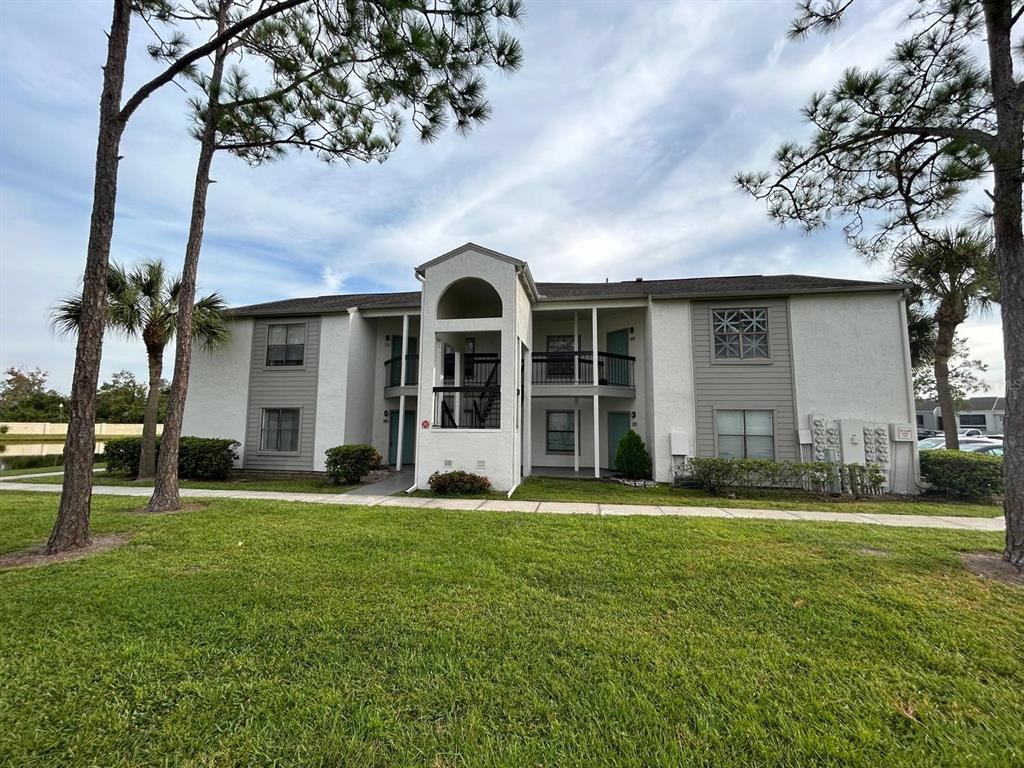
[983,0,1024,568]
[148,4,230,512]
[46,0,131,554]
[137,344,163,479]
[933,315,960,451]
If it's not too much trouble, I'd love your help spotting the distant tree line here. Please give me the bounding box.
[0,367,165,425]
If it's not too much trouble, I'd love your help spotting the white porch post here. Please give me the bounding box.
[573,396,580,473]
[454,345,463,427]
[573,311,580,384]
[591,305,600,477]
[523,348,532,477]
[396,314,410,470]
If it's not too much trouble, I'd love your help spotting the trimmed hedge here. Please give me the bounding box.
[324,444,382,485]
[103,436,239,480]
[682,457,840,496]
[615,430,652,479]
[428,470,491,495]
[920,449,1002,499]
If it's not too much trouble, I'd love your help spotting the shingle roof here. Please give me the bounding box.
[228,274,903,317]
[916,396,1005,412]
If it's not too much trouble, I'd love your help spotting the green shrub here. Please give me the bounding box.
[0,424,8,435]
[920,449,1002,499]
[102,436,239,480]
[683,457,839,496]
[614,430,652,479]
[428,470,491,495]
[324,444,382,485]
[842,463,886,499]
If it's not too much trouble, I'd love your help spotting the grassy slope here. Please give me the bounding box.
[1,491,1021,767]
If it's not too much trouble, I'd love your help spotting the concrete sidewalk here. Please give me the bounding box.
[0,481,1004,532]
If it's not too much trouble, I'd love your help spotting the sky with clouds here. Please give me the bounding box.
[0,0,1004,395]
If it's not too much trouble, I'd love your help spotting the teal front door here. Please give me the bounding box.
[608,412,631,469]
[387,410,416,465]
[606,329,629,385]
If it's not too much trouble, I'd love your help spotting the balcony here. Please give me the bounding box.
[531,351,635,388]
[384,354,418,388]
[443,352,500,386]
[433,387,501,429]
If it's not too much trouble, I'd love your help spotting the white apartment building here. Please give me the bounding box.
[183,243,920,493]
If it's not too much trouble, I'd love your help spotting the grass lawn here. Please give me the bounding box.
[10,471,354,494]
[10,473,1001,518]
[0,463,106,478]
[429,476,1004,518]
[1,491,1021,766]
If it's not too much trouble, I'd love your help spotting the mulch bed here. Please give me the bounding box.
[960,552,1024,587]
[0,534,131,570]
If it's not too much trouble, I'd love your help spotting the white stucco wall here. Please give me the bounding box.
[789,292,913,424]
[647,300,696,483]
[789,291,917,492]
[415,247,523,492]
[312,313,349,470]
[343,309,376,446]
[181,318,254,467]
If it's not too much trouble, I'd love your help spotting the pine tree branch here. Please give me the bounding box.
[119,0,309,123]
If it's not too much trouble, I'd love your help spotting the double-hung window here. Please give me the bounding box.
[546,411,575,453]
[712,308,769,360]
[266,323,306,366]
[716,410,774,459]
[261,408,300,451]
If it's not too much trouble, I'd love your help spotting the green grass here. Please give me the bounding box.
[425,476,1003,518]
[1,491,1021,766]
[0,434,68,443]
[11,471,354,494]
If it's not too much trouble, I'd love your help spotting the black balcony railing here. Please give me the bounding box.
[433,387,501,428]
[384,354,418,387]
[442,353,500,386]
[532,351,635,387]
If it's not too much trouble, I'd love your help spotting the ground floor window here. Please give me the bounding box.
[261,408,300,451]
[546,411,575,453]
[916,414,925,427]
[959,414,986,427]
[716,409,774,459]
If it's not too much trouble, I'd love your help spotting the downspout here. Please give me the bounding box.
[405,271,427,494]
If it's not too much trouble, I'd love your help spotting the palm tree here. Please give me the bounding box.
[53,260,228,478]
[894,229,999,450]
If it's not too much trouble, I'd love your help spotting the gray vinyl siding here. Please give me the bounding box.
[243,316,321,470]
[691,299,798,460]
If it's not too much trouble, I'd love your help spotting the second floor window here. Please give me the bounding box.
[712,308,769,360]
[266,323,306,366]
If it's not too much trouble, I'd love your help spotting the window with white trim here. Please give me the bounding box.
[712,308,769,359]
[266,323,306,366]
[546,411,575,453]
[716,410,774,459]
[261,408,300,451]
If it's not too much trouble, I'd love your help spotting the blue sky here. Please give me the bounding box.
[0,0,1003,393]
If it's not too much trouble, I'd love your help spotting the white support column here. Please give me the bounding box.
[523,348,532,477]
[396,393,407,470]
[592,393,600,478]
[454,347,463,427]
[591,306,599,387]
[399,313,410,386]
[573,396,580,473]
[395,314,410,471]
[573,311,580,384]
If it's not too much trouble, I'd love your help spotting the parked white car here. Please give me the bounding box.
[918,437,1001,451]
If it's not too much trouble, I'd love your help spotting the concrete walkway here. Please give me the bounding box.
[0,481,1004,532]
[343,469,415,496]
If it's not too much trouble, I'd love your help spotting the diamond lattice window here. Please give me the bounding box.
[712,308,769,360]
